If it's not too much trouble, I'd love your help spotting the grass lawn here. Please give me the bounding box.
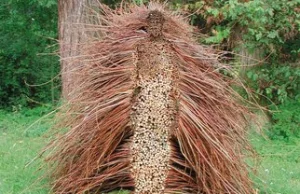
[0,107,52,194]
[250,133,300,194]
[0,107,299,194]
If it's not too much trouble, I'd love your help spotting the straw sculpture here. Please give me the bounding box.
[48,1,255,194]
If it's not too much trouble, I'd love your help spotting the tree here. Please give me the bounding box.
[59,0,108,98]
[58,0,85,98]
[0,0,59,108]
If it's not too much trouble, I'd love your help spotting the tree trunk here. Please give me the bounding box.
[59,0,83,98]
[59,0,100,99]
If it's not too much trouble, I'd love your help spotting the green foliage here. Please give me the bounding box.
[0,0,60,108]
[204,26,230,44]
[221,0,298,58]
[246,64,300,104]
[179,0,300,105]
[267,100,300,140]
[187,0,299,52]
[246,63,300,140]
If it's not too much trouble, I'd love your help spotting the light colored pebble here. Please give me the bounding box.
[130,42,177,194]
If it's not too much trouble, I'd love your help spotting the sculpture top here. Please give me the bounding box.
[147,10,164,39]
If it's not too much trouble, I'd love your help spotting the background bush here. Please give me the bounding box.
[268,100,300,140]
[0,0,60,109]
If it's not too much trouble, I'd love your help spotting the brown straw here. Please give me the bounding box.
[47,2,255,194]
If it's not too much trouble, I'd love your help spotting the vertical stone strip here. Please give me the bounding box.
[130,11,178,194]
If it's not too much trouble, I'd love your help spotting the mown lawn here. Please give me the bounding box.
[0,107,52,194]
[0,107,299,194]
[250,132,300,194]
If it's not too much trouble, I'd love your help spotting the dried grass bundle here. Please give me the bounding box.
[47,1,255,194]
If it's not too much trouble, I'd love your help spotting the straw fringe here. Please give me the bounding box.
[47,2,255,194]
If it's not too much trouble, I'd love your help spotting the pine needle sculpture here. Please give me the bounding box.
[48,2,255,194]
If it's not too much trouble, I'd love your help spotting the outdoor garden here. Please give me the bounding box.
[0,0,299,193]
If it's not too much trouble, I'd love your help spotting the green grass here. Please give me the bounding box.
[250,133,300,194]
[0,107,299,194]
[0,107,53,194]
